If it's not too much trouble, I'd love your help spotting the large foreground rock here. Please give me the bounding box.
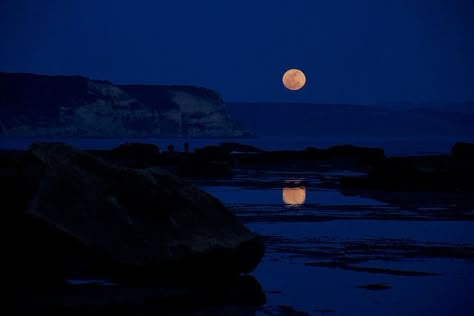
[2,143,263,285]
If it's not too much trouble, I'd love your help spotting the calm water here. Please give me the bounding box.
[197,169,474,316]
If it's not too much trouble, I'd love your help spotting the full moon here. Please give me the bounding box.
[282,186,306,206]
[282,69,306,91]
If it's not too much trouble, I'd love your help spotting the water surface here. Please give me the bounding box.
[198,169,474,316]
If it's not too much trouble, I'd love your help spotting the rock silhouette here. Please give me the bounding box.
[1,142,264,287]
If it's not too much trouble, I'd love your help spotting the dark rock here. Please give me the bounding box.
[0,150,75,290]
[452,142,474,161]
[87,143,235,177]
[341,150,474,192]
[86,142,386,176]
[88,143,161,168]
[110,142,161,157]
[12,275,265,315]
[223,144,385,168]
[195,145,231,160]
[176,159,232,178]
[1,143,264,286]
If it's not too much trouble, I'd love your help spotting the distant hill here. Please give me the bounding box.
[226,102,474,138]
[0,72,252,138]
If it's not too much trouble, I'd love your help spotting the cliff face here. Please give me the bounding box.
[121,85,251,137]
[0,72,251,137]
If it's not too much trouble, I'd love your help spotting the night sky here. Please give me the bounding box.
[1,0,473,104]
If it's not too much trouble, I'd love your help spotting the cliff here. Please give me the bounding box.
[121,85,251,137]
[0,72,252,137]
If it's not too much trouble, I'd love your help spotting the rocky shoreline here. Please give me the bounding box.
[1,142,265,314]
[2,140,474,314]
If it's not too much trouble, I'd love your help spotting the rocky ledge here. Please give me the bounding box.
[1,142,264,290]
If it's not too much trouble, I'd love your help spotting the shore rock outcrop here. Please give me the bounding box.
[1,143,263,285]
[452,142,474,161]
[340,143,474,193]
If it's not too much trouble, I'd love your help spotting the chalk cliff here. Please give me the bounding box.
[121,85,251,137]
[0,72,251,137]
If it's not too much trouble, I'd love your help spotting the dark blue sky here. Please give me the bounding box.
[1,0,473,104]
